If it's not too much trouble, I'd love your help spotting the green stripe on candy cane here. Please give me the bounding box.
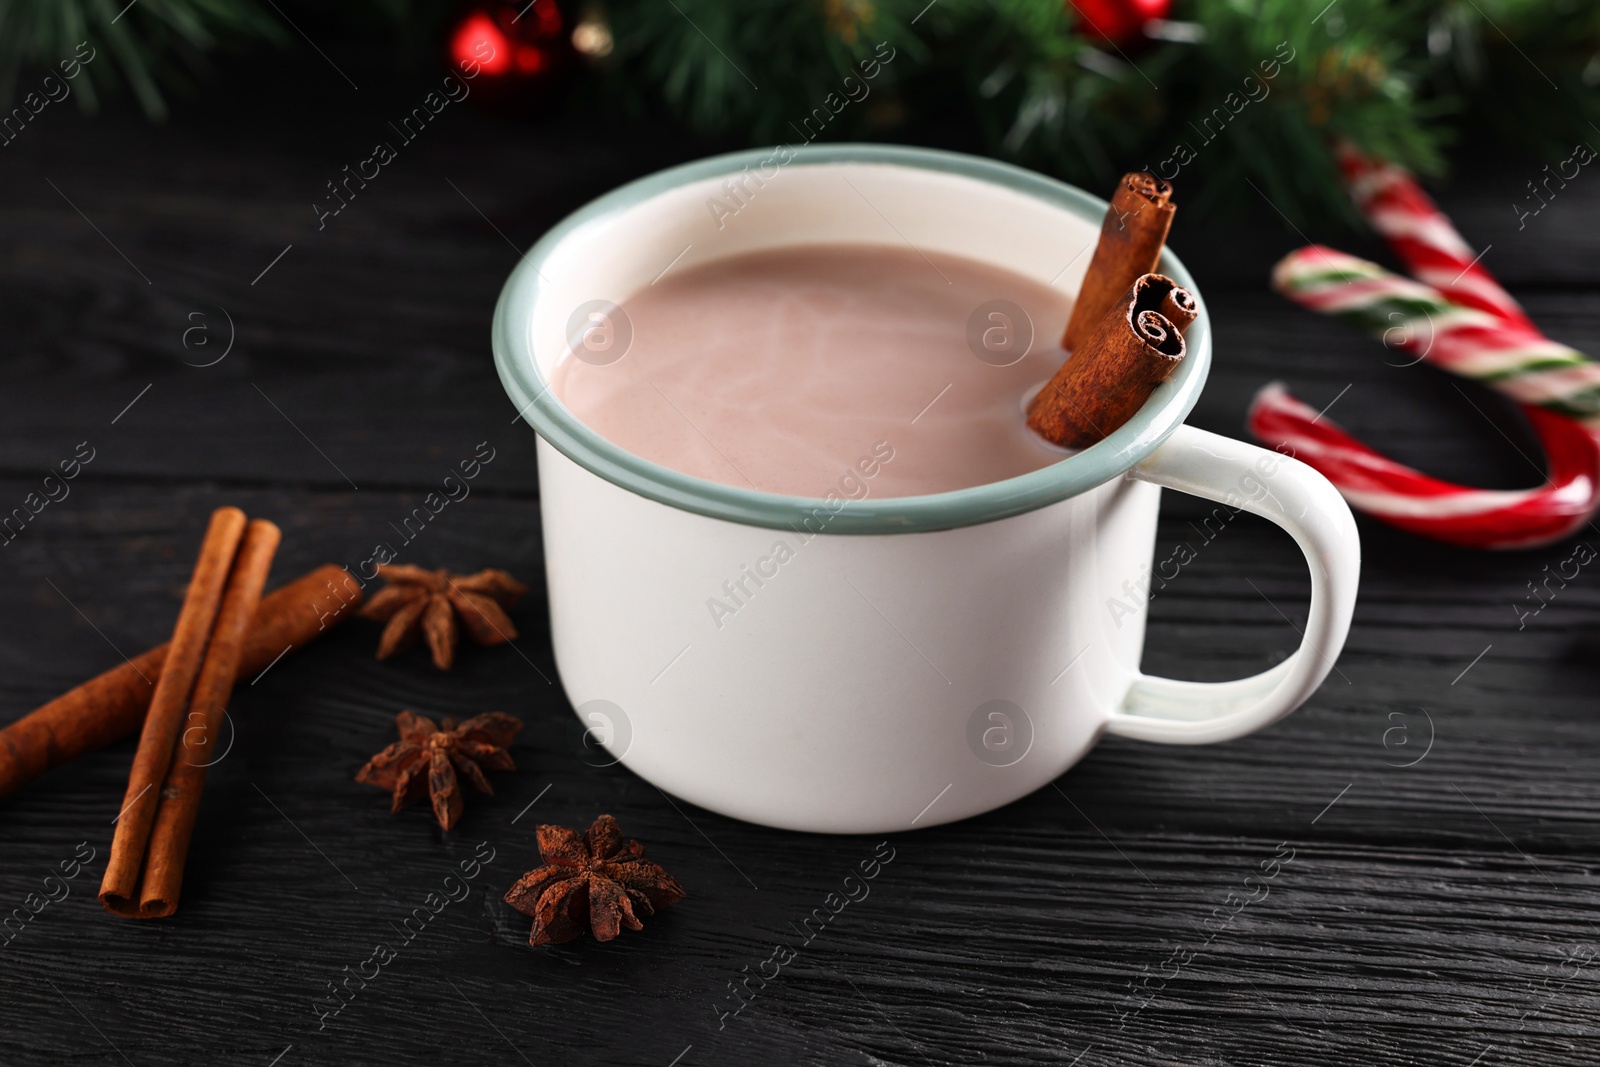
[1533,393,1600,422]
[1312,294,1466,337]
[1478,355,1595,382]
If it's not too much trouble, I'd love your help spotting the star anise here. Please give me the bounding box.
[359,564,528,670]
[355,710,522,830]
[504,815,687,946]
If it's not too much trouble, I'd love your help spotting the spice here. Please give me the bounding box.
[356,710,522,830]
[100,511,282,918]
[359,565,528,670]
[1027,273,1197,449]
[135,519,283,918]
[1061,171,1176,351]
[100,508,250,915]
[504,814,686,946]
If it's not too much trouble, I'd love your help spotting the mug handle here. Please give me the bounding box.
[1105,424,1361,745]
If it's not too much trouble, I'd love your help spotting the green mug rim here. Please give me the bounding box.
[491,143,1211,535]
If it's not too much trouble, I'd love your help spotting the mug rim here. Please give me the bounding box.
[491,143,1212,535]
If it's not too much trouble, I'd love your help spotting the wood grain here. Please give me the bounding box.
[0,57,1597,1067]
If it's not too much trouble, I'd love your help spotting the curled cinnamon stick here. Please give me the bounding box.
[1159,284,1198,332]
[132,519,281,918]
[1063,172,1176,351]
[1027,273,1197,449]
[0,565,364,801]
[101,507,247,913]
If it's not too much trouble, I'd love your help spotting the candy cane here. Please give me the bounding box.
[1250,384,1600,549]
[1248,153,1600,549]
[1273,248,1600,424]
[1337,146,1533,328]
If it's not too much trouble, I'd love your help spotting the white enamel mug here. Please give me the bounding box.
[493,145,1360,834]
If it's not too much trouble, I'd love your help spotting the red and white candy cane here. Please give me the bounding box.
[1248,151,1600,550]
[1338,146,1534,327]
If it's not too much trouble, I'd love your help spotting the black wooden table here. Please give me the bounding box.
[3,54,1598,1067]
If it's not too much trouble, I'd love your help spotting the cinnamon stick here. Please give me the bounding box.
[132,519,281,918]
[1062,172,1176,351]
[1027,273,1197,449]
[0,564,364,800]
[100,507,248,913]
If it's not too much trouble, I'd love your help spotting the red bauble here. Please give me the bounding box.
[447,1,576,103]
[1068,0,1171,46]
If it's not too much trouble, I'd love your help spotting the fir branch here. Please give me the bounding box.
[928,0,1173,188]
[0,0,284,120]
[1429,0,1600,160]
[6,0,1600,235]
[605,0,924,142]
[1173,0,1448,227]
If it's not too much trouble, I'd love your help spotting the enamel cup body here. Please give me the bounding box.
[494,145,1360,834]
